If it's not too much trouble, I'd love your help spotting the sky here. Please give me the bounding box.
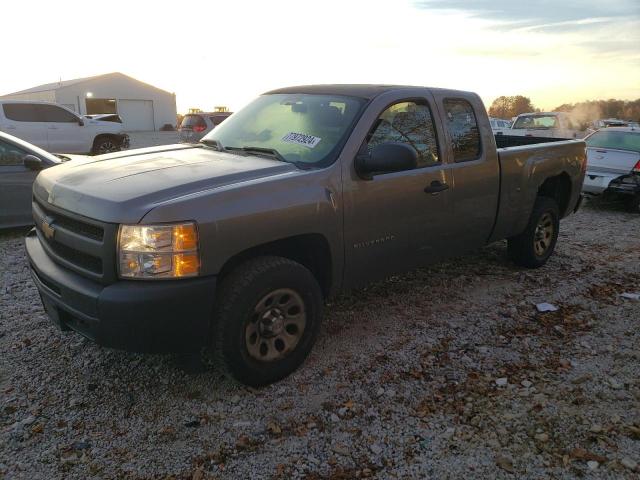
[2,0,639,113]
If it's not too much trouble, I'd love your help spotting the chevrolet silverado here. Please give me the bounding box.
[26,85,587,386]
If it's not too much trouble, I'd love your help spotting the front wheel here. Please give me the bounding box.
[92,136,120,155]
[508,197,560,268]
[211,256,323,387]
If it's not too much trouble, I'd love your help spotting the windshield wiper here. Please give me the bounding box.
[199,138,224,151]
[226,146,288,163]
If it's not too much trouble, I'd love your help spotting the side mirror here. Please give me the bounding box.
[78,119,85,126]
[356,142,418,177]
[23,155,44,171]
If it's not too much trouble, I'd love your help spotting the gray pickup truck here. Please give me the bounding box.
[26,85,586,386]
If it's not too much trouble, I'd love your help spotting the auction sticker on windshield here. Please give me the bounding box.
[281,132,321,148]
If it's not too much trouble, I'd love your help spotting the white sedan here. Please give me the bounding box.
[582,127,640,212]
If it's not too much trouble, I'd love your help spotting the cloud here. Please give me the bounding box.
[415,0,640,61]
[414,0,639,28]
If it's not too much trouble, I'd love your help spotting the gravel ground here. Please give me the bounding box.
[1,199,639,479]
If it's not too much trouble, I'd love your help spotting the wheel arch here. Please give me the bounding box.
[91,133,122,154]
[217,233,333,298]
[537,172,572,217]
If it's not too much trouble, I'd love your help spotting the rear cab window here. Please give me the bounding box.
[180,115,206,129]
[586,131,640,153]
[209,114,231,126]
[3,104,40,122]
[443,99,481,162]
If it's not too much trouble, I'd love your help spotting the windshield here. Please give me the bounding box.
[513,115,558,130]
[586,130,640,153]
[201,93,366,167]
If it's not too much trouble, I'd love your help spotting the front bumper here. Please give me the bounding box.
[25,229,216,353]
[118,133,130,150]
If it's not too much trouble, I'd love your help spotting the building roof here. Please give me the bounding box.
[1,72,173,97]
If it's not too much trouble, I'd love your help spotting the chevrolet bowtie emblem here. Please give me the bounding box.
[41,218,55,240]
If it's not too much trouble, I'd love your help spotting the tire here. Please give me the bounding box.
[211,256,323,387]
[624,195,640,213]
[508,196,560,268]
[92,136,120,155]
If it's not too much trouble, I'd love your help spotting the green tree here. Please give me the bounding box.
[488,95,536,119]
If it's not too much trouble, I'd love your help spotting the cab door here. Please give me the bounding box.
[0,139,39,227]
[0,103,48,149]
[40,104,87,153]
[430,93,500,255]
[342,91,453,288]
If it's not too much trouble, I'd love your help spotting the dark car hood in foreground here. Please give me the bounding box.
[33,144,298,223]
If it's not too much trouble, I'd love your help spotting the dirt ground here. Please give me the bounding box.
[1,198,638,479]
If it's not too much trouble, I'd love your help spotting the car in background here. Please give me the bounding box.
[178,111,233,143]
[509,112,580,139]
[84,113,123,124]
[489,117,512,135]
[582,127,640,212]
[0,101,129,155]
[0,131,69,228]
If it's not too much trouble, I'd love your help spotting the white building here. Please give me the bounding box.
[1,72,177,131]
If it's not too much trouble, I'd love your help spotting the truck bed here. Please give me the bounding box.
[495,134,568,148]
[489,137,586,243]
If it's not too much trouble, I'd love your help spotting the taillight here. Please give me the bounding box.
[193,124,206,133]
[633,159,640,173]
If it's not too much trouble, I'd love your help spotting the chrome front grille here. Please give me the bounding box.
[32,197,118,284]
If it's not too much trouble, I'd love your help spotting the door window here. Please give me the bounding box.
[2,103,78,123]
[0,140,27,166]
[38,105,79,123]
[443,99,481,162]
[367,101,440,168]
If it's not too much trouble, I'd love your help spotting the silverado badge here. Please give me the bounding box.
[41,218,55,240]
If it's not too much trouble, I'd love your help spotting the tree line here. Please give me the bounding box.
[488,96,640,125]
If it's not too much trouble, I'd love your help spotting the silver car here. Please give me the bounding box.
[178,112,232,143]
[582,127,640,212]
[0,131,67,228]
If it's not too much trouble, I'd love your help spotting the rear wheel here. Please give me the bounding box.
[508,197,560,268]
[210,256,323,387]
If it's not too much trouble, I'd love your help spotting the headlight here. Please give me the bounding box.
[118,223,199,279]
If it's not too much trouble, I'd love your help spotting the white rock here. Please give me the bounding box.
[534,433,549,442]
[535,302,558,312]
[587,461,599,470]
[495,378,508,387]
[521,380,533,388]
[620,457,637,470]
[620,292,640,301]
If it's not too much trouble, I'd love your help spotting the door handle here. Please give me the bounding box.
[424,180,449,194]
[48,126,59,130]
[5,125,16,130]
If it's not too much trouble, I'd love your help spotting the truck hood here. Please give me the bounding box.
[34,144,298,223]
